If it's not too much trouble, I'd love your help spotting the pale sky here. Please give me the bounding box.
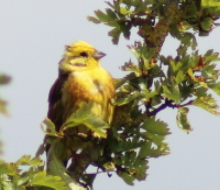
[1,1,220,190]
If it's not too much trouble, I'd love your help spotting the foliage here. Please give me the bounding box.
[0,76,69,189]
[87,0,220,187]
[0,155,68,190]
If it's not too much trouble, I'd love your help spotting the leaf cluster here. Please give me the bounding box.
[0,156,67,190]
[84,0,220,186]
[88,0,220,45]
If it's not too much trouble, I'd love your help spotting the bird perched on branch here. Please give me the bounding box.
[46,41,115,170]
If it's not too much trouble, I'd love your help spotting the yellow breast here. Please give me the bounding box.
[62,67,115,124]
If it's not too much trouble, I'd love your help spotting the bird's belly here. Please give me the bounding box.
[62,71,114,124]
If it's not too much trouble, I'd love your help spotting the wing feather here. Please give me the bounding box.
[47,74,68,131]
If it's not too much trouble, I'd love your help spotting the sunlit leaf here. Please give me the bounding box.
[193,95,219,115]
[61,102,109,138]
[208,82,220,95]
[112,91,140,106]
[162,84,181,104]
[120,7,133,15]
[16,155,43,166]
[202,0,220,7]
[41,118,63,137]
[176,107,192,132]
[176,70,185,84]
[29,171,68,190]
[83,114,110,138]
[0,159,19,175]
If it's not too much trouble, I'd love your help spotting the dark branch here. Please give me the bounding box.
[149,99,194,116]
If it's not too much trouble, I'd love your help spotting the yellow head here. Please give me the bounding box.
[59,41,106,74]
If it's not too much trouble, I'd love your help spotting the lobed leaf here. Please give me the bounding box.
[0,159,19,176]
[142,117,170,136]
[176,107,192,132]
[41,118,63,137]
[162,84,181,104]
[193,94,219,115]
[29,171,68,190]
[61,102,109,138]
[87,16,101,24]
[16,155,43,166]
[208,82,220,95]
[94,10,112,22]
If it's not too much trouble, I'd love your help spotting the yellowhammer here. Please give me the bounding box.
[47,40,115,140]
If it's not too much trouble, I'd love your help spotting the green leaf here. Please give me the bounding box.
[83,114,110,138]
[41,118,63,137]
[94,10,111,22]
[18,187,25,190]
[180,32,197,49]
[140,117,170,157]
[144,132,166,147]
[117,171,134,185]
[194,86,208,97]
[61,102,109,138]
[176,107,192,132]
[46,140,86,190]
[108,27,121,44]
[0,177,14,190]
[87,16,101,24]
[29,171,68,190]
[106,8,118,19]
[208,82,220,95]
[202,0,220,7]
[162,84,181,104]
[16,155,43,166]
[138,141,152,158]
[0,159,19,175]
[175,70,185,84]
[120,7,133,15]
[193,95,219,115]
[187,2,197,19]
[61,102,93,129]
[200,17,213,31]
[112,91,140,106]
[17,169,36,187]
[142,117,170,136]
[138,140,169,158]
[120,61,142,76]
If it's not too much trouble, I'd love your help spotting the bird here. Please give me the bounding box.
[46,41,115,172]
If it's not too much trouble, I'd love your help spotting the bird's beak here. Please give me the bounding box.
[93,50,106,59]
[65,45,71,52]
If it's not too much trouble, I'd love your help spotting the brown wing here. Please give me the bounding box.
[47,74,68,131]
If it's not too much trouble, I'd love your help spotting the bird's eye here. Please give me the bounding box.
[80,52,88,57]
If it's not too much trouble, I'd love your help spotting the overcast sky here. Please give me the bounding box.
[1,1,220,190]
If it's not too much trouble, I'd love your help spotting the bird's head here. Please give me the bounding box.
[59,41,106,74]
